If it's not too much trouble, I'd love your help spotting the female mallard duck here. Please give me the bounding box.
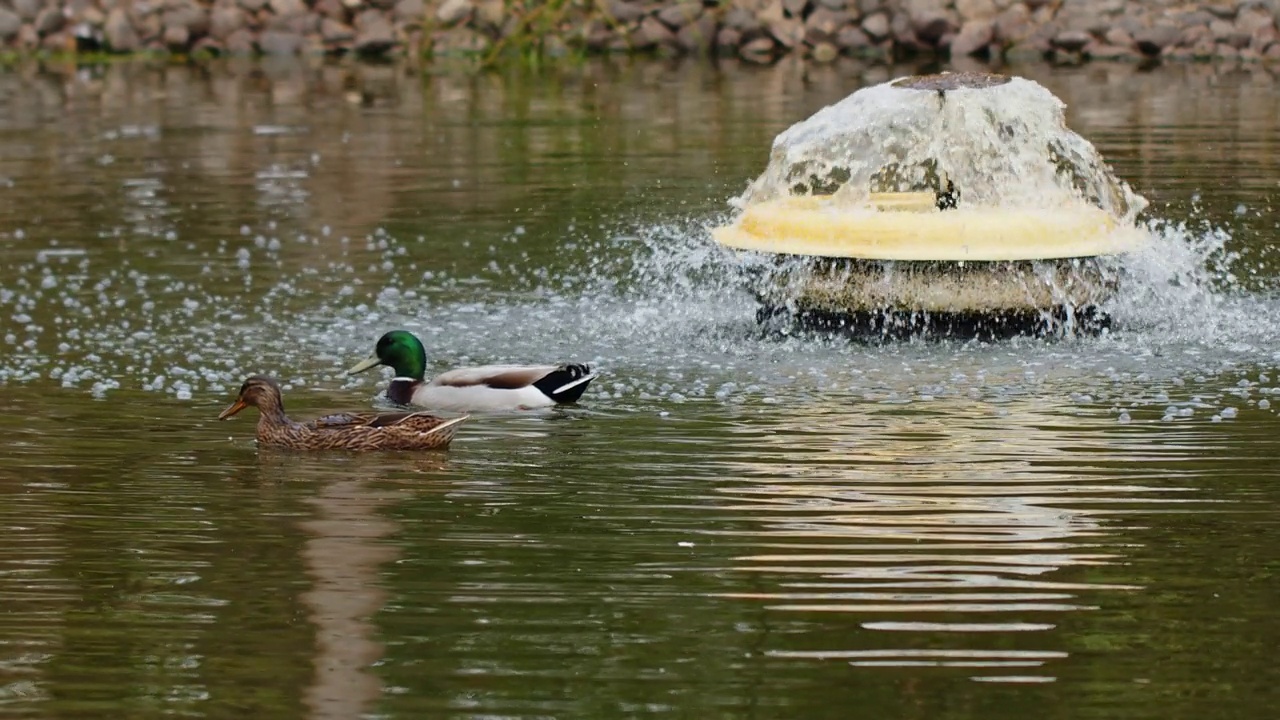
[218,375,465,451]
[347,330,597,412]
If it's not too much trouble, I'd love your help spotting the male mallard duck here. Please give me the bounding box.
[218,375,465,451]
[346,330,597,412]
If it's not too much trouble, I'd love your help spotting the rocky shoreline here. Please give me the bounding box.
[1,1,1280,64]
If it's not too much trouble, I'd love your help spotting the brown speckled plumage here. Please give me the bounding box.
[218,376,465,451]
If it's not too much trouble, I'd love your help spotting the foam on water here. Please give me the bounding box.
[736,73,1145,221]
[0,204,1277,423]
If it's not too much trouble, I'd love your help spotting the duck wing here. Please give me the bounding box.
[430,365,562,390]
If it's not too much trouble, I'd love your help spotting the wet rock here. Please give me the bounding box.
[1209,18,1234,41]
[239,0,268,12]
[1237,5,1274,35]
[1133,24,1179,55]
[1052,30,1091,53]
[354,8,394,53]
[0,9,21,40]
[34,7,64,36]
[860,11,889,41]
[739,35,775,62]
[314,0,346,20]
[657,2,699,29]
[210,6,244,38]
[105,7,140,51]
[15,22,38,49]
[767,17,803,48]
[394,0,424,24]
[816,0,846,10]
[950,18,992,56]
[606,0,646,25]
[322,16,354,42]
[259,29,302,53]
[224,26,255,52]
[162,23,188,48]
[435,0,471,26]
[810,40,838,61]
[782,0,807,17]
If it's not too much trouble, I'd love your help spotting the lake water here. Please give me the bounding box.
[1,56,1279,719]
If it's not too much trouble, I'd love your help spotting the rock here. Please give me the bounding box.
[435,0,472,26]
[210,6,244,39]
[1052,30,1091,52]
[739,35,775,62]
[1209,18,1233,41]
[1251,24,1278,52]
[321,16,354,42]
[1266,41,1280,60]
[767,17,803,48]
[0,9,21,40]
[1237,6,1274,36]
[191,36,223,54]
[270,0,307,16]
[258,29,302,53]
[714,26,740,51]
[912,12,954,44]
[1087,42,1138,60]
[804,7,849,43]
[34,7,64,35]
[816,0,845,10]
[861,11,889,41]
[723,7,759,34]
[433,26,488,53]
[954,0,996,22]
[238,0,268,12]
[676,14,715,53]
[657,2,699,29]
[474,0,503,28]
[394,0,424,24]
[1204,1,1239,20]
[950,18,992,56]
[12,0,38,23]
[835,23,870,51]
[993,3,1033,44]
[105,7,140,50]
[1180,24,1211,47]
[1104,26,1132,48]
[782,0,807,18]
[162,23,188,48]
[1133,24,1179,55]
[354,9,394,53]
[224,26,255,52]
[314,0,346,19]
[810,40,838,61]
[606,0,645,25]
[631,15,673,47]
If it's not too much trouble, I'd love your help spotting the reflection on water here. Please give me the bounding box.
[1,56,1280,719]
[710,400,1189,679]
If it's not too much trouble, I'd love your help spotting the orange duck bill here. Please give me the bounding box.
[218,399,248,420]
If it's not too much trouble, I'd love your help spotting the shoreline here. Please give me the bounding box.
[0,1,1278,65]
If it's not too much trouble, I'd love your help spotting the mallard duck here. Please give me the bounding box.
[346,330,597,412]
[218,375,466,451]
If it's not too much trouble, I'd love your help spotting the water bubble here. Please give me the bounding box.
[1259,399,1271,410]
[1220,407,1238,419]
[1118,412,1131,424]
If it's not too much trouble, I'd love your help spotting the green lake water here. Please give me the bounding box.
[1,56,1279,719]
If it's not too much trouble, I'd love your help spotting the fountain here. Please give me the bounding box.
[712,72,1151,338]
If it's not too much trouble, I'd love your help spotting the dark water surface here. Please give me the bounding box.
[1,56,1279,719]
